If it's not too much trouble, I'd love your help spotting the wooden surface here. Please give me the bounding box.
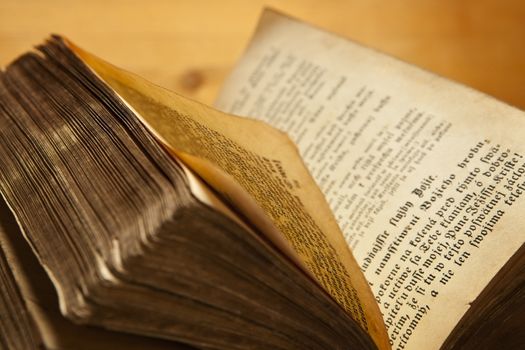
[1,0,525,109]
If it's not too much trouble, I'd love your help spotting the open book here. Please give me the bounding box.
[0,9,523,350]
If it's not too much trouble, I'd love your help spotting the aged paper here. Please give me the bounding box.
[215,10,525,350]
[69,41,389,348]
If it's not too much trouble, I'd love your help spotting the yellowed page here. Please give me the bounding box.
[215,10,525,350]
[68,41,389,349]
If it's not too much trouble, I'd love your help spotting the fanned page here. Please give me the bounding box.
[0,199,186,350]
[68,39,389,348]
[0,38,376,349]
[215,10,525,350]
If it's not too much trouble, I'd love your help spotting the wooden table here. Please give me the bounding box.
[1,0,524,109]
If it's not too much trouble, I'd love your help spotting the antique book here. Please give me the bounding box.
[0,9,523,350]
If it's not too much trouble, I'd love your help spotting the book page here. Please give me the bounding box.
[68,40,389,349]
[215,10,525,350]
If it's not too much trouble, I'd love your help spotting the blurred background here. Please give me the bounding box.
[1,0,524,109]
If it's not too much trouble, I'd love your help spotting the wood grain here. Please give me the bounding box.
[1,0,524,109]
